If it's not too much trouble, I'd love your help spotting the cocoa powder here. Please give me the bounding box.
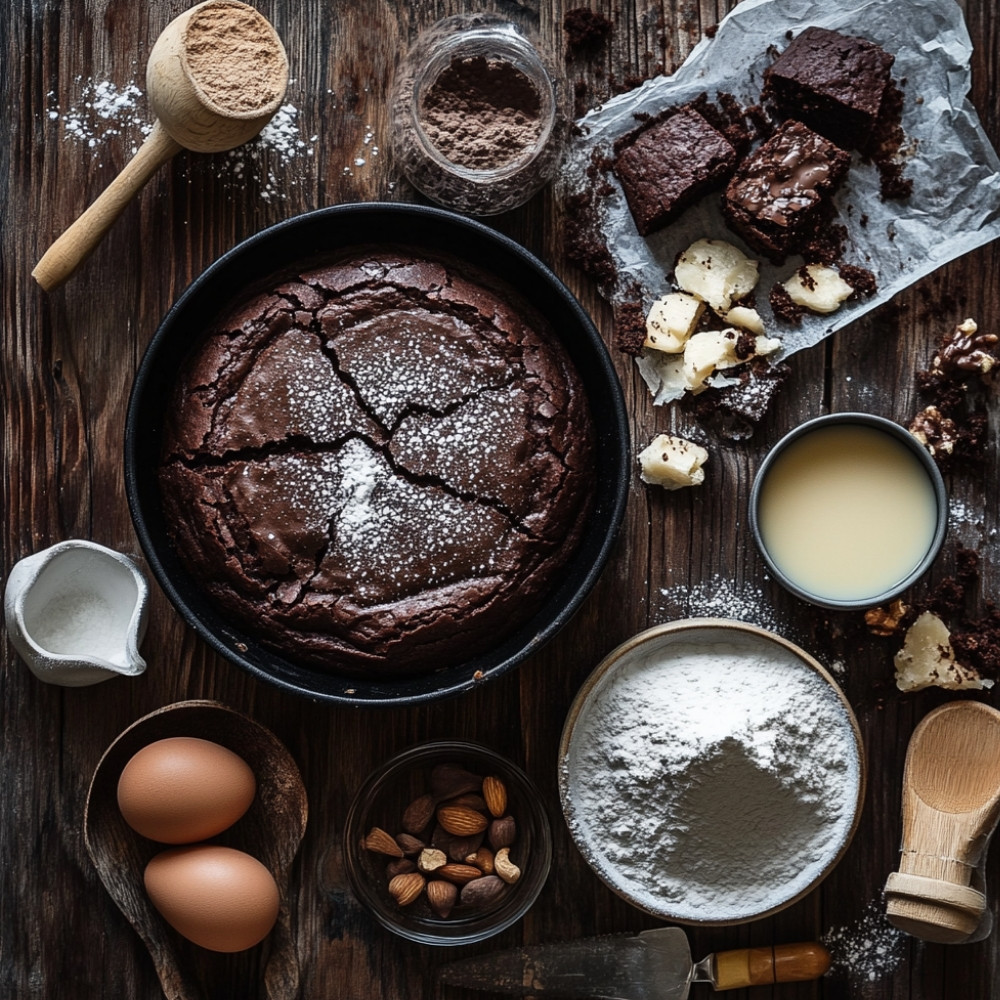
[184,1,285,113]
[420,55,542,170]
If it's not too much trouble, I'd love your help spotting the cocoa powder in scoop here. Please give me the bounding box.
[419,56,542,170]
[184,1,285,113]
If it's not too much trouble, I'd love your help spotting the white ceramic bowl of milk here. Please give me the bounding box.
[749,412,947,610]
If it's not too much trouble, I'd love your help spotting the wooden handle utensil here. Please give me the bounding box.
[884,700,1000,943]
[32,0,287,292]
[712,942,831,989]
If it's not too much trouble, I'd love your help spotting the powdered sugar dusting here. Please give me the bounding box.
[824,898,908,983]
[657,576,782,632]
[46,79,151,157]
[319,439,511,601]
[46,78,315,200]
[236,440,512,604]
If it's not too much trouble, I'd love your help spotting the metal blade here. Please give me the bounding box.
[438,928,694,1000]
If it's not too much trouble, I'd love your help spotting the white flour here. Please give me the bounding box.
[561,633,861,922]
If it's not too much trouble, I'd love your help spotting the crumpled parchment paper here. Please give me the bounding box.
[560,0,1000,403]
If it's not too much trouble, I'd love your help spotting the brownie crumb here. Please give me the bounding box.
[921,550,1000,679]
[865,80,914,200]
[705,23,719,39]
[681,358,791,439]
[799,217,848,266]
[564,149,618,286]
[565,9,612,56]
[769,283,805,324]
[839,263,878,299]
[614,295,647,355]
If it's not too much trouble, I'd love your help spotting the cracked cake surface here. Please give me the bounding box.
[159,250,595,675]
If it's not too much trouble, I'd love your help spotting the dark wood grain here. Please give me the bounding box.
[3,1,999,998]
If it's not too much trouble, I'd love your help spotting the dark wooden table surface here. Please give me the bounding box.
[3,0,999,997]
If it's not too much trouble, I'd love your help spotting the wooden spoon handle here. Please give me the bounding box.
[713,942,832,990]
[885,870,986,943]
[32,120,181,291]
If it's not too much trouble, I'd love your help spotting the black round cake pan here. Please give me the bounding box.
[125,203,629,707]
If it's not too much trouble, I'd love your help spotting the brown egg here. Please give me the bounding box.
[144,845,280,952]
[117,736,256,843]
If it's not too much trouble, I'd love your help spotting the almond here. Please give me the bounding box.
[430,763,482,801]
[386,858,416,878]
[446,832,484,862]
[426,879,458,919]
[443,792,488,812]
[437,804,488,836]
[460,874,505,909]
[388,871,425,907]
[436,863,484,886]
[395,833,424,857]
[362,826,404,857]
[465,846,495,875]
[488,815,516,850]
[482,776,508,817]
[402,793,435,835]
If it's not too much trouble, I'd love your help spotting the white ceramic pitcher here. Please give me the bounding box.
[4,540,149,686]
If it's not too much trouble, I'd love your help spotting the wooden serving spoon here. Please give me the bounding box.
[32,0,288,292]
[84,700,308,1000]
[884,700,1000,943]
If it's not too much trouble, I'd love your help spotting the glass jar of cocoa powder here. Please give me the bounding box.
[389,14,569,216]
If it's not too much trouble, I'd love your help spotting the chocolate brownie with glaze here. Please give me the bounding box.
[722,119,851,260]
[159,251,595,676]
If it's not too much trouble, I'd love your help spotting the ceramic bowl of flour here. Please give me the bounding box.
[558,618,865,925]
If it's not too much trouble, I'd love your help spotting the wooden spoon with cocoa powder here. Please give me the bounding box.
[33,0,287,292]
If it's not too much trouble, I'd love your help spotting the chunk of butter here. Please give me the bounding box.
[683,329,781,392]
[638,433,709,489]
[893,611,994,692]
[644,292,705,354]
[781,264,853,314]
[675,238,759,314]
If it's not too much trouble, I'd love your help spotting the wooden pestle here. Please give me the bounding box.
[884,701,1000,943]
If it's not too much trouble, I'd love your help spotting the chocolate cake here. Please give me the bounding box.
[722,119,851,259]
[762,26,894,150]
[158,251,595,676]
[614,109,738,236]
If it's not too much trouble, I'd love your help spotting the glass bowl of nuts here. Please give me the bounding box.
[343,741,552,944]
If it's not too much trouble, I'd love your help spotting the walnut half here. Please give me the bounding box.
[909,405,958,459]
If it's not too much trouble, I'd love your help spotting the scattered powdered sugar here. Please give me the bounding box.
[824,898,908,983]
[562,631,861,922]
[656,575,782,633]
[45,78,315,200]
[46,78,151,155]
[948,496,985,533]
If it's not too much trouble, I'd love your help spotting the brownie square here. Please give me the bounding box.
[762,26,894,149]
[722,119,851,260]
[614,109,738,237]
